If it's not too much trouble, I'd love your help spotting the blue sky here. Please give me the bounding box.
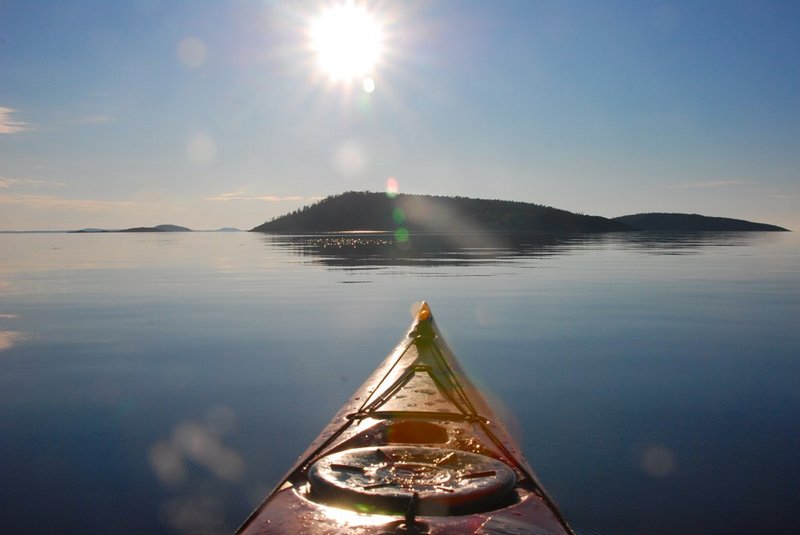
[1,0,798,230]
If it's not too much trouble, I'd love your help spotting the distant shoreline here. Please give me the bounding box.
[0,228,242,234]
[1,192,790,234]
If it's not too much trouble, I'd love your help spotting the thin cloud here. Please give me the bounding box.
[667,180,748,190]
[204,191,313,202]
[76,115,114,125]
[0,107,32,134]
[0,177,54,188]
[0,193,135,211]
[0,108,109,134]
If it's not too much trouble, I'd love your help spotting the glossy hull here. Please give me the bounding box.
[237,304,573,534]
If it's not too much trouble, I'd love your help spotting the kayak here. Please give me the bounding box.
[236,303,574,534]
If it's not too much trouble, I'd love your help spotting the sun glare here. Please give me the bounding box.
[310,1,384,83]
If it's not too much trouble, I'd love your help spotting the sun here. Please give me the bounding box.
[310,1,384,83]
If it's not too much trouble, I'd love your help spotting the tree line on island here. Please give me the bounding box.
[251,191,788,233]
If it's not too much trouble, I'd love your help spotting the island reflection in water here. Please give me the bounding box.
[262,231,774,268]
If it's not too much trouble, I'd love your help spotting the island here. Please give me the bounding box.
[613,213,788,232]
[119,224,192,233]
[251,192,788,234]
[252,192,630,233]
[71,224,192,233]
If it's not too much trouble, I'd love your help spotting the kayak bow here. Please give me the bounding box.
[237,303,573,534]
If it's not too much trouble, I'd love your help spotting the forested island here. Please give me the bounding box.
[251,192,788,233]
[613,213,788,232]
[253,192,629,233]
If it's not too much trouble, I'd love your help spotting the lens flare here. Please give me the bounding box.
[362,77,376,93]
[386,177,398,198]
[186,133,217,166]
[640,445,677,478]
[150,407,245,488]
[333,141,366,177]
[392,208,405,224]
[177,37,207,68]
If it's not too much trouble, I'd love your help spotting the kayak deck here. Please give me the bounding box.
[237,303,573,534]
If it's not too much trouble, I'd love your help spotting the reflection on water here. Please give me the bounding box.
[149,407,243,486]
[0,330,26,351]
[266,232,604,269]
[0,313,24,352]
[264,231,779,268]
[605,230,776,254]
[150,406,245,534]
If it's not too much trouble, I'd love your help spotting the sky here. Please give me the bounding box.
[1,0,798,231]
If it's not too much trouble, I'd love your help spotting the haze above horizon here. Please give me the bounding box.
[1,1,798,231]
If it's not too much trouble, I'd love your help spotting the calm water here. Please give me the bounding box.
[1,231,798,534]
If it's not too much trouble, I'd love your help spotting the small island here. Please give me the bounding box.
[120,224,192,233]
[72,224,192,233]
[251,192,788,234]
[613,213,788,232]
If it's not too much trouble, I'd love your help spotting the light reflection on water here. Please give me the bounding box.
[0,330,26,351]
[0,231,798,534]
[265,231,779,271]
[149,406,245,534]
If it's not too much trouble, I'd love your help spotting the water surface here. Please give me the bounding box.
[1,231,798,534]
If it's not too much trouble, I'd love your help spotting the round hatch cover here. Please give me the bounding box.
[308,446,516,516]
